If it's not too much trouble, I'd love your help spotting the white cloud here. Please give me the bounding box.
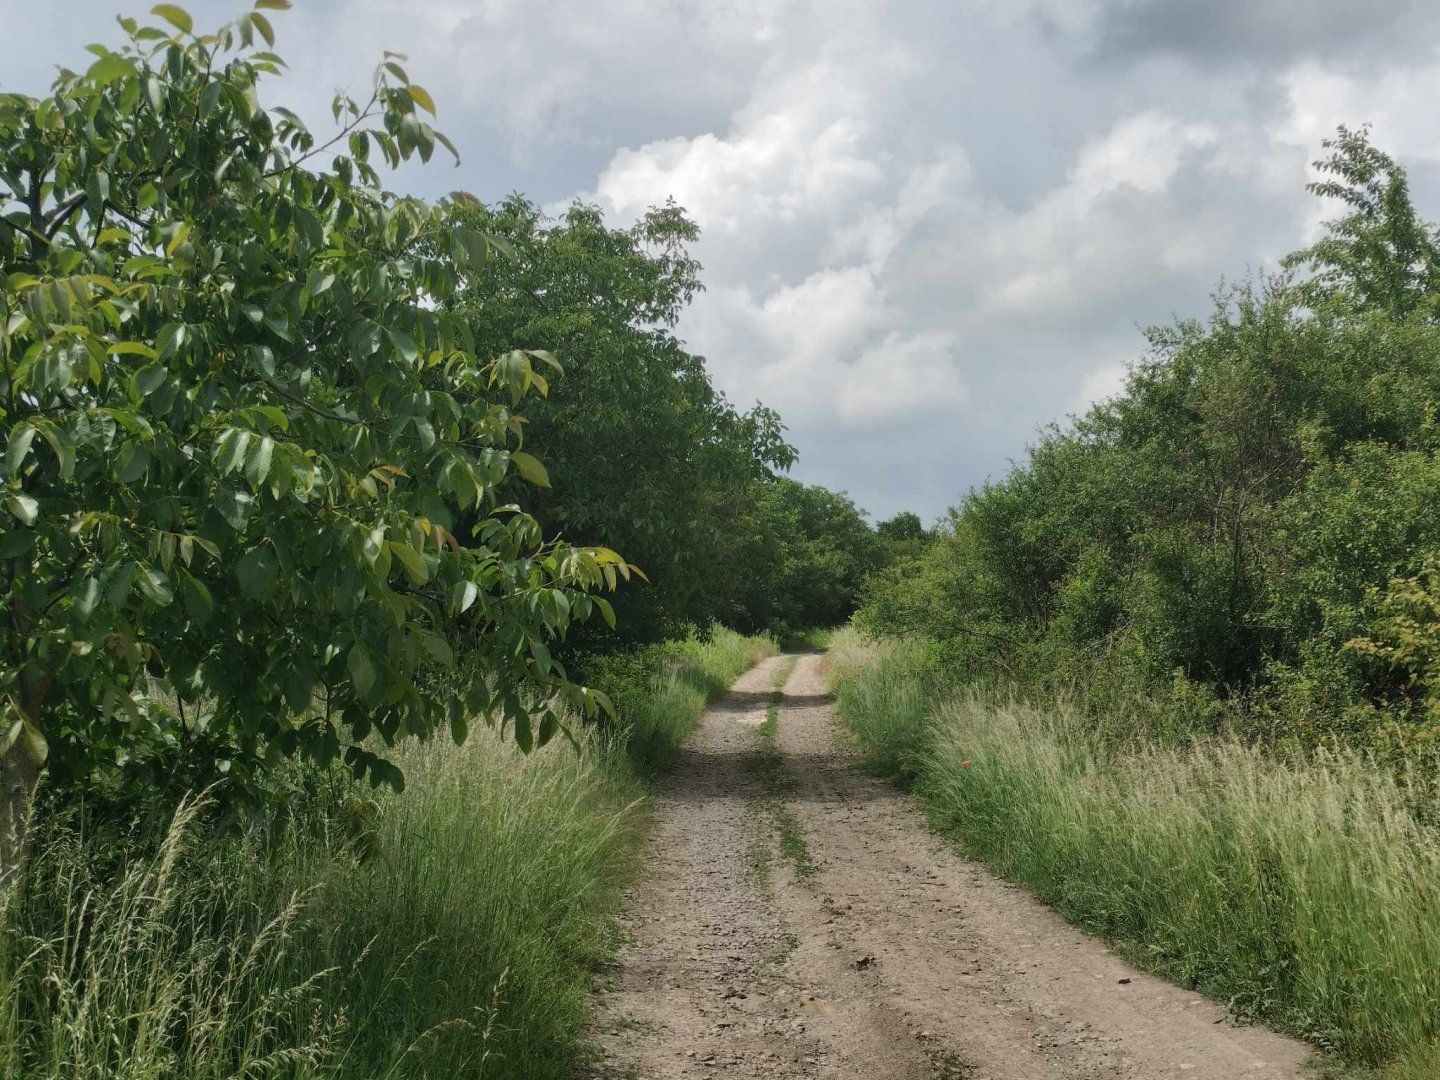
[1074,361,1131,412]
[836,333,967,425]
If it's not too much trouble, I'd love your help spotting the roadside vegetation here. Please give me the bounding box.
[2,625,773,1079]
[841,129,1440,1074]
[0,5,873,1078]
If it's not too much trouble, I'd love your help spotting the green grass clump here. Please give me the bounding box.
[0,629,774,1079]
[778,626,836,652]
[583,625,777,771]
[747,657,814,880]
[831,629,1440,1068]
[0,797,339,1080]
[297,727,646,1078]
[827,627,931,784]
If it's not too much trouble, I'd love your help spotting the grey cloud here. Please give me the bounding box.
[1089,0,1437,65]
[6,0,1440,520]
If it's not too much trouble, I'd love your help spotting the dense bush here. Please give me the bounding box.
[443,196,887,643]
[843,128,1440,1075]
[577,625,777,770]
[859,128,1440,746]
[0,4,631,843]
[722,478,885,638]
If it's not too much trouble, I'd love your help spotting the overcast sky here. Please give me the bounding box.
[6,1,1440,521]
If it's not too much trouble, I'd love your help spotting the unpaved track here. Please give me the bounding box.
[585,653,1311,1079]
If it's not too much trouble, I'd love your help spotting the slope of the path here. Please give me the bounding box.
[584,652,1313,1079]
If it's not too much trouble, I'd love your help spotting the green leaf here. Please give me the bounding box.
[200,79,222,118]
[213,429,250,476]
[7,493,38,526]
[108,342,158,359]
[589,687,617,721]
[511,451,550,488]
[254,0,292,8]
[347,644,376,697]
[181,571,214,623]
[144,73,165,113]
[388,541,428,585]
[164,223,192,259]
[349,319,382,357]
[407,84,436,115]
[453,579,479,615]
[87,54,135,86]
[215,487,252,531]
[138,567,174,606]
[150,4,193,34]
[235,546,277,597]
[303,268,335,303]
[245,435,275,487]
[72,577,101,623]
[251,10,275,46]
[5,425,36,478]
[363,526,386,566]
[449,702,468,745]
[130,362,168,397]
[388,327,418,363]
[116,442,151,483]
[595,595,616,629]
[105,561,140,607]
[87,169,110,209]
[418,630,453,667]
[34,423,75,480]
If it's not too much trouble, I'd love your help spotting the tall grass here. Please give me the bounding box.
[828,628,930,784]
[304,727,646,1078]
[0,796,338,1080]
[585,625,777,770]
[0,628,774,1079]
[830,628,1440,1069]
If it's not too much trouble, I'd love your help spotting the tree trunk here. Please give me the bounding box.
[0,743,39,887]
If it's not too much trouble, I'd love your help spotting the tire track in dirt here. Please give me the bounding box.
[584,652,1312,1079]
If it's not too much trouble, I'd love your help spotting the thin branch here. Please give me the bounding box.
[263,91,381,180]
[0,217,49,251]
[42,193,86,237]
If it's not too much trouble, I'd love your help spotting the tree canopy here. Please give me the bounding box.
[0,4,631,829]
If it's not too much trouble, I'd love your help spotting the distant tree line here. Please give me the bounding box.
[446,194,914,645]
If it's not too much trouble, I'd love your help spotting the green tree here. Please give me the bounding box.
[876,511,926,543]
[0,3,626,861]
[732,479,883,633]
[856,128,1440,738]
[1285,125,1440,317]
[444,196,794,640]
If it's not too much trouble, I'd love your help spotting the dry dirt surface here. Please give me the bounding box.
[584,652,1313,1079]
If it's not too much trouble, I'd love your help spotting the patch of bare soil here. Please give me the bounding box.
[584,653,1312,1079]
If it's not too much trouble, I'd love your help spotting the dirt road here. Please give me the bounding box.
[585,652,1312,1079]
